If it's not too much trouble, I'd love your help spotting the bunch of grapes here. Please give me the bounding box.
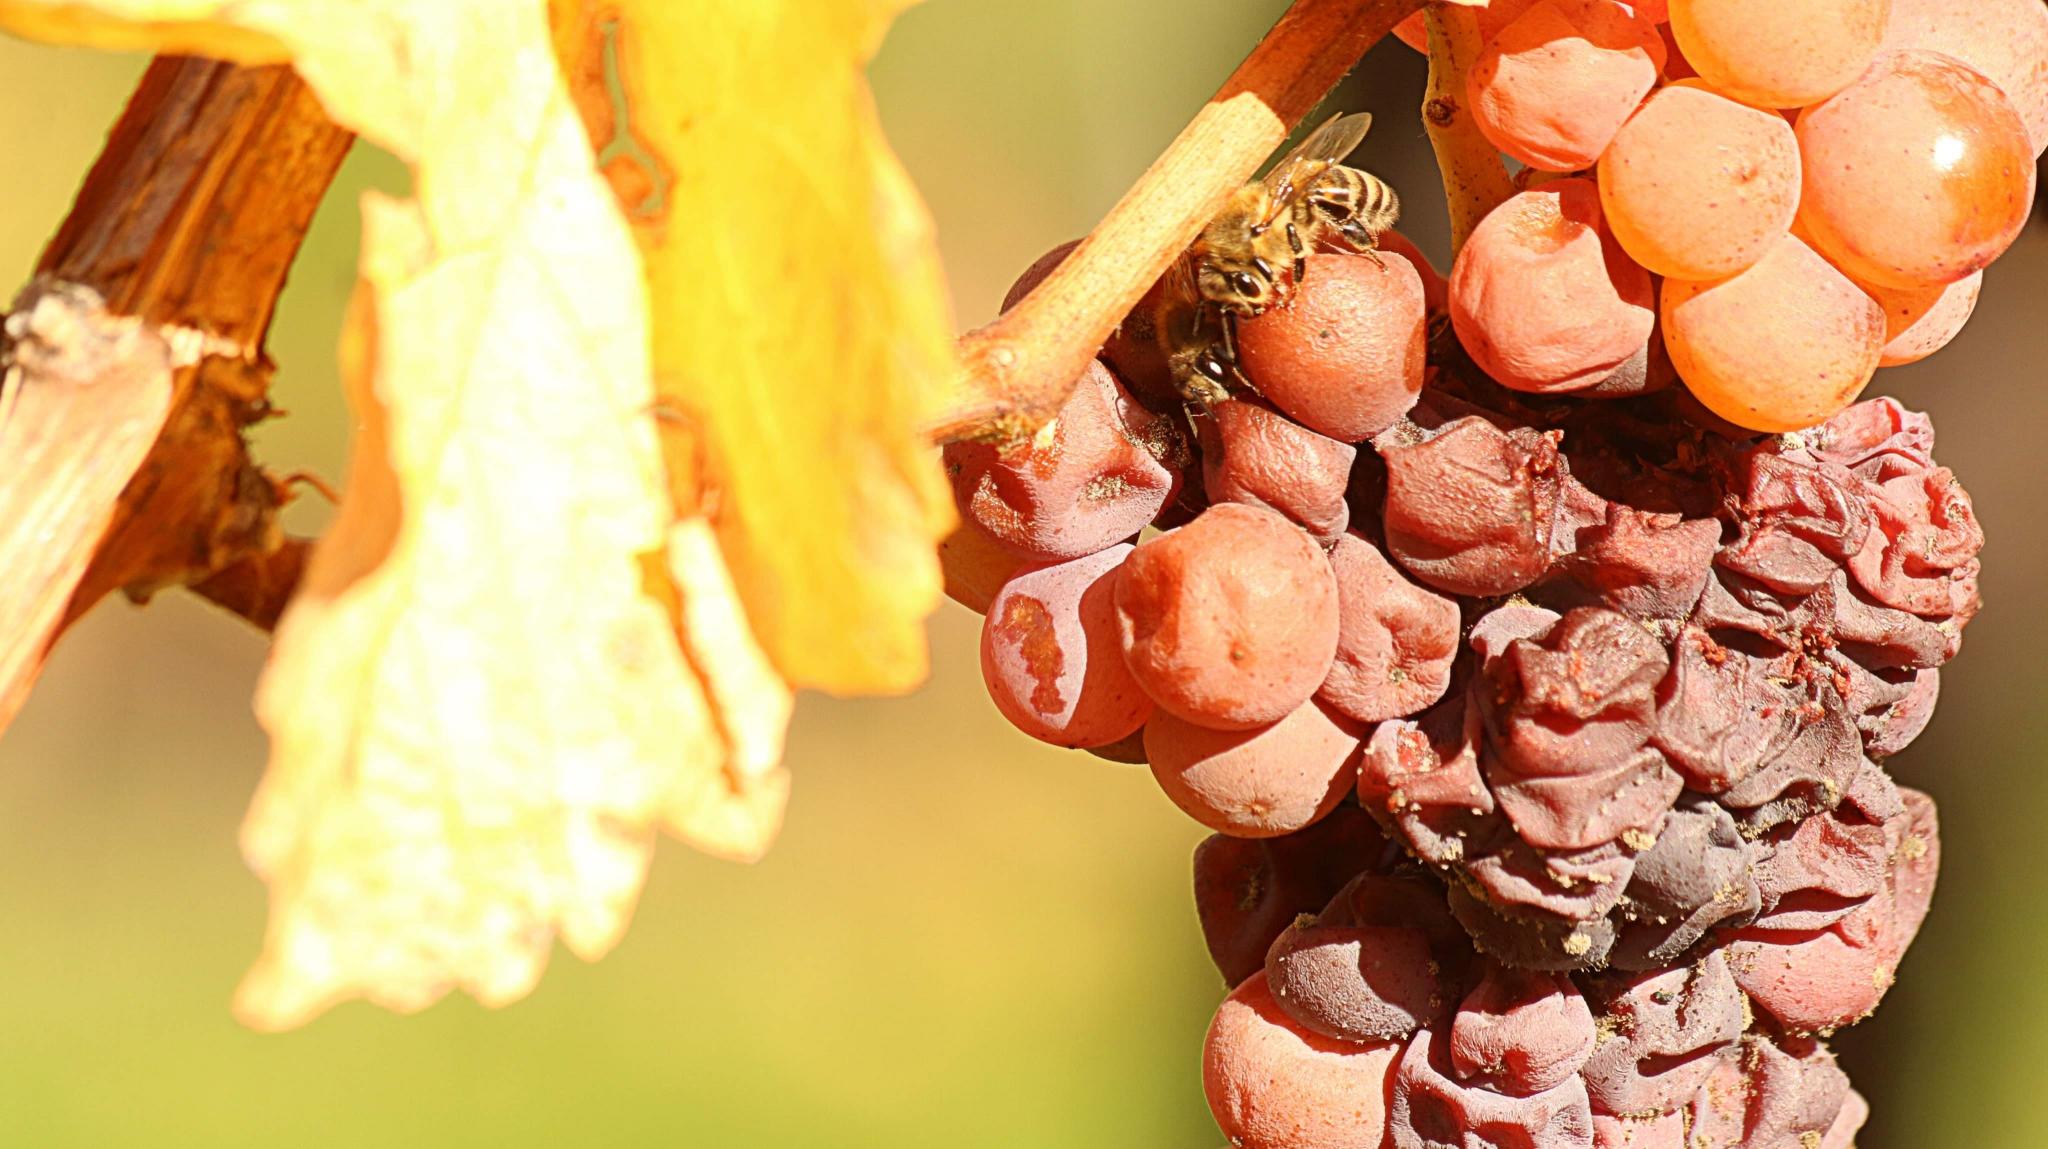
[944,2,2038,1145]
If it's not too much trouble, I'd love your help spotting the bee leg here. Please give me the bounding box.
[1217,314,1265,397]
[1337,220,1386,268]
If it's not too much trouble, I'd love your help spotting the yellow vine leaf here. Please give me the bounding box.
[551,0,958,696]
[0,0,928,1029]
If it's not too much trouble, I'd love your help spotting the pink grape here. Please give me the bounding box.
[1203,973,1402,1149]
[1449,179,1656,393]
[1885,0,2048,156]
[1667,0,1889,109]
[1598,83,1801,279]
[1115,503,1340,730]
[1661,232,1885,432]
[944,359,1181,562]
[1145,698,1361,838]
[980,545,1152,749]
[1796,49,2037,289]
[1237,252,1427,442]
[1469,0,1665,172]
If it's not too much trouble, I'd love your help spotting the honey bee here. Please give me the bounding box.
[1156,111,1400,407]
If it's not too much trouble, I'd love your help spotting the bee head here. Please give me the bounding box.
[1195,254,1279,315]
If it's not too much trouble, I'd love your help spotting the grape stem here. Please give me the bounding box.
[933,0,1432,444]
[1421,3,1515,258]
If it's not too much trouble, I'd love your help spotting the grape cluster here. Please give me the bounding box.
[1400,0,2042,434]
[946,4,2033,1145]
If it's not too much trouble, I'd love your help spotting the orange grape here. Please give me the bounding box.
[1667,0,1889,108]
[1146,699,1361,838]
[1449,179,1656,393]
[1203,972,1401,1149]
[1599,83,1801,278]
[1470,0,1665,172]
[1115,504,1340,730]
[1862,271,1983,366]
[1796,50,2037,288]
[1885,0,2048,156]
[1661,233,1885,432]
[1237,253,1427,442]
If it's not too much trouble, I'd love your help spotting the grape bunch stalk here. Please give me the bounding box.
[943,1,2041,1145]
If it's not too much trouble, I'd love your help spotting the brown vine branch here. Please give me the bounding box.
[13,57,350,644]
[1422,3,1515,259]
[936,0,1429,444]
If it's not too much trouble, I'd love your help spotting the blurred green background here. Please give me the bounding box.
[0,4,2040,1146]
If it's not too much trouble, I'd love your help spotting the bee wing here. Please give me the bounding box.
[1261,111,1375,206]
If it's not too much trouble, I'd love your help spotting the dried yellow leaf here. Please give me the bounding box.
[0,0,824,1029]
[553,0,959,696]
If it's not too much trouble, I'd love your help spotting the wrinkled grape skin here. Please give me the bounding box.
[1662,233,1885,432]
[980,545,1152,749]
[1193,808,1388,986]
[1599,84,1801,280]
[1116,504,1340,730]
[1450,180,1656,394]
[1204,973,1402,1149]
[1237,253,1428,442]
[1145,699,1361,838]
[1380,417,1568,597]
[1796,50,2038,290]
[1668,0,1889,109]
[1318,533,1460,724]
[944,360,1180,561]
[1470,0,1665,172]
[1885,0,2048,156]
[1448,966,1598,1095]
[1201,399,1356,543]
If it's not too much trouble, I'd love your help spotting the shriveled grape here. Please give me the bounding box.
[944,360,1181,561]
[1317,532,1460,724]
[1200,398,1356,543]
[1469,0,1665,172]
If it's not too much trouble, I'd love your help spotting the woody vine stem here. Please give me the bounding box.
[932,0,1510,446]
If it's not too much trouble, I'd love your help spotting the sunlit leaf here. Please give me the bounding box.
[0,0,812,1029]
[553,0,959,696]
